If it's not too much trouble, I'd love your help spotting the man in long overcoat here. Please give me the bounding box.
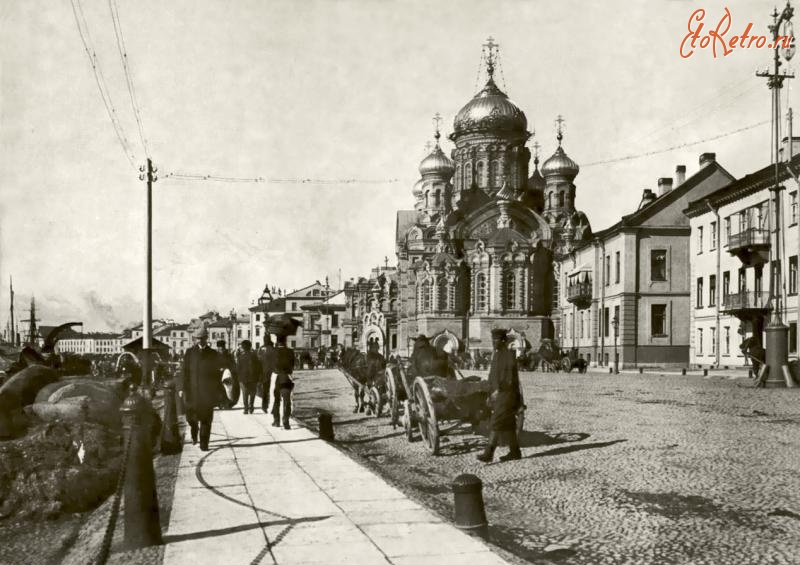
[259,336,276,414]
[181,326,222,451]
[236,340,262,414]
[477,328,523,462]
[271,335,295,429]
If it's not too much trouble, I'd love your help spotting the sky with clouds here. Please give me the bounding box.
[1,0,797,332]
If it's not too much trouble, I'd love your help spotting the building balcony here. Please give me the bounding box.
[721,291,771,319]
[566,282,593,308]
[727,228,770,266]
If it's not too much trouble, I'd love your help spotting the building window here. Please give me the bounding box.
[792,192,798,225]
[698,328,704,354]
[255,326,260,337]
[255,314,260,322]
[709,274,716,307]
[772,260,782,296]
[791,256,798,295]
[651,250,667,281]
[331,313,339,328]
[476,273,487,312]
[755,265,763,294]
[724,217,731,245]
[613,305,619,336]
[697,226,703,253]
[292,302,298,311]
[503,268,515,310]
[791,323,797,355]
[290,339,296,348]
[615,251,620,284]
[710,221,717,250]
[603,307,610,338]
[696,277,704,308]
[723,271,730,299]
[711,327,716,355]
[739,267,747,293]
[605,256,610,286]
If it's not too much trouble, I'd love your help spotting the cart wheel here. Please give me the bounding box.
[413,377,440,456]
[561,356,572,373]
[402,399,414,442]
[369,386,382,417]
[386,366,400,428]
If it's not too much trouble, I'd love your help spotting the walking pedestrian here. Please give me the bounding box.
[180,326,222,451]
[271,335,295,429]
[477,328,523,463]
[216,339,239,409]
[259,336,276,414]
[236,340,261,414]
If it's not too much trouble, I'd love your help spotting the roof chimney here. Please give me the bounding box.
[638,189,657,210]
[699,152,716,167]
[657,177,673,196]
[675,165,686,187]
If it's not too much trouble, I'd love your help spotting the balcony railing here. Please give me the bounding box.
[726,228,770,266]
[566,281,592,306]
[721,291,770,315]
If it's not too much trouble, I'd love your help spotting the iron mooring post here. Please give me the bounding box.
[160,380,182,455]
[318,412,334,442]
[120,388,163,549]
[451,473,488,539]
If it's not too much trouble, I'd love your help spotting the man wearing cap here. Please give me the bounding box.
[477,328,523,462]
[181,326,222,451]
[236,340,262,414]
[272,335,295,429]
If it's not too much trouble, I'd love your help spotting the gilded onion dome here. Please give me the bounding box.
[453,77,527,136]
[418,127,454,179]
[542,146,579,179]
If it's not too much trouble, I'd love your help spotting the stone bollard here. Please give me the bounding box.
[608,367,613,374]
[639,367,644,374]
[681,368,687,375]
[451,474,488,539]
[703,368,708,376]
[318,412,334,442]
[120,387,163,549]
[160,380,182,455]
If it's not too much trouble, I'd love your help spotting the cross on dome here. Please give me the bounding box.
[555,114,565,146]
[483,36,499,80]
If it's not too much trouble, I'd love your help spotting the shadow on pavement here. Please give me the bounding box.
[519,431,590,448]
[524,439,627,459]
[162,514,329,544]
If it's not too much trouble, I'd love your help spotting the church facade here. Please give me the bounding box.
[391,42,592,357]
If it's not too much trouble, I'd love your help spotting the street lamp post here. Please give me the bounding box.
[757,1,794,387]
[612,315,619,374]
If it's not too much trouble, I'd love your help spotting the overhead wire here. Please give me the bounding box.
[69,0,137,168]
[108,0,149,158]
[162,172,401,185]
[583,120,769,168]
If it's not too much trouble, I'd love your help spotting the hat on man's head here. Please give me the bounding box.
[491,328,508,341]
[216,339,227,348]
[193,326,208,339]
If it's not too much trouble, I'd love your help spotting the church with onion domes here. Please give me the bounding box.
[388,38,593,357]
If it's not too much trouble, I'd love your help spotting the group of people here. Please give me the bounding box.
[179,326,296,451]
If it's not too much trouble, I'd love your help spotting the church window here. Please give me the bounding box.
[476,162,484,188]
[490,160,500,187]
[434,190,441,207]
[448,284,456,312]
[503,266,515,311]
[422,281,432,313]
[424,192,429,208]
[465,163,473,188]
[437,276,448,311]
[547,193,552,209]
[559,192,565,208]
[476,272,487,312]
[455,165,461,190]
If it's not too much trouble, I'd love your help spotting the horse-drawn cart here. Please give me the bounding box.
[338,348,387,416]
[385,361,524,456]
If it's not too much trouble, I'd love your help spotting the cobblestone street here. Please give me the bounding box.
[291,369,800,565]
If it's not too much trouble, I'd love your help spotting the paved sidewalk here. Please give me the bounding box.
[162,409,509,565]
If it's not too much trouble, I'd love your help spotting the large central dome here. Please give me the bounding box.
[453,77,527,136]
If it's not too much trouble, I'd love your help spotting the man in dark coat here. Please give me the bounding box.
[272,335,295,429]
[181,327,222,451]
[236,340,262,414]
[259,336,276,414]
[477,328,523,462]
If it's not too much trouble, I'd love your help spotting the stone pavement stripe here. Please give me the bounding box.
[163,408,510,565]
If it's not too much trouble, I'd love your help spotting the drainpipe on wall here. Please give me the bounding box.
[705,199,721,368]
[598,238,606,366]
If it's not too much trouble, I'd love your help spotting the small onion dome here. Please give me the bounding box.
[412,179,424,199]
[542,146,579,179]
[528,165,545,191]
[419,145,455,179]
[453,78,527,136]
